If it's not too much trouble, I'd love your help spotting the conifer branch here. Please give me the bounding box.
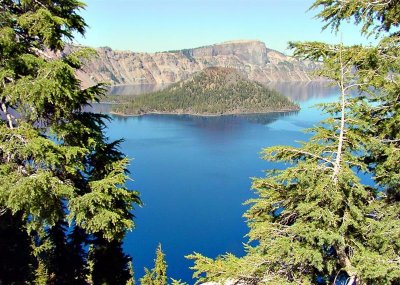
[332,44,348,184]
[279,147,334,165]
[31,47,55,60]
[32,0,47,9]
[1,102,14,129]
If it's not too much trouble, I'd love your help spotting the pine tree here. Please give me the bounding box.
[127,261,136,285]
[154,244,168,285]
[89,238,133,285]
[188,1,400,284]
[0,0,141,283]
[140,244,168,285]
[0,211,34,283]
[140,268,155,285]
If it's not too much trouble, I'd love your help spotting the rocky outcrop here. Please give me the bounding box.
[76,40,321,87]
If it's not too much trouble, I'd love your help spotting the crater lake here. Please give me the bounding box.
[99,82,339,283]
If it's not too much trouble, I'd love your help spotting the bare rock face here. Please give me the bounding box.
[187,40,268,65]
[77,40,322,87]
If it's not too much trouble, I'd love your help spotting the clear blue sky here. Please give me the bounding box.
[75,0,376,53]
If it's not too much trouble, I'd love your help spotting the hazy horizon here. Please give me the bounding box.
[75,0,378,54]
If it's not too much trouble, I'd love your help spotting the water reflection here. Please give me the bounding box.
[82,81,337,132]
[263,81,338,102]
[112,111,299,129]
[88,102,114,114]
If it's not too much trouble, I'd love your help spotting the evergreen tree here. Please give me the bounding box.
[140,244,168,285]
[154,244,168,285]
[0,211,34,284]
[0,0,141,283]
[89,238,133,285]
[188,1,400,285]
[43,221,88,284]
[140,268,155,285]
[127,261,136,285]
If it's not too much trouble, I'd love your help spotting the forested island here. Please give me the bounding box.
[111,67,299,116]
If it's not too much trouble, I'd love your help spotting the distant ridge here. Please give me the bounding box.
[74,40,323,87]
[217,39,264,44]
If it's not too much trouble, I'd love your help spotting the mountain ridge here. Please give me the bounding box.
[74,40,322,87]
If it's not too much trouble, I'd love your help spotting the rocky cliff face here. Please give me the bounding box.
[76,40,321,87]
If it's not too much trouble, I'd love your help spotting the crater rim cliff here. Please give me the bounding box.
[71,39,324,87]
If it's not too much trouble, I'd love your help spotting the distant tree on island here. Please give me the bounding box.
[188,1,400,285]
[111,67,299,116]
[0,0,140,283]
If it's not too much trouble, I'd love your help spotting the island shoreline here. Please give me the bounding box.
[109,107,300,117]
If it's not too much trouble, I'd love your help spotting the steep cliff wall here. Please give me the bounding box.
[76,40,321,86]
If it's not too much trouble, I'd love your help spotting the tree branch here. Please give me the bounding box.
[279,147,334,165]
[1,102,14,129]
[332,44,348,184]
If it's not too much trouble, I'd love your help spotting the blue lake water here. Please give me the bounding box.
[103,82,339,283]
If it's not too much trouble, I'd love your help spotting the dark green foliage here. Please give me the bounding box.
[111,67,299,116]
[311,0,400,36]
[290,36,400,203]
[44,222,88,285]
[188,2,400,285]
[0,211,35,284]
[0,0,140,283]
[89,238,132,285]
